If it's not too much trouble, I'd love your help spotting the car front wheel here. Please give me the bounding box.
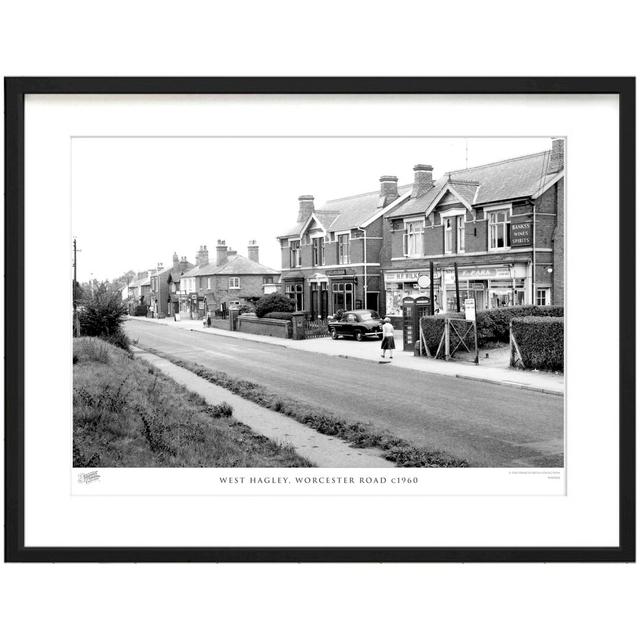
[354,330,364,342]
[330,329,338,340]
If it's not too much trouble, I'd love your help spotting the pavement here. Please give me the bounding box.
[130,315,564,396]
[125,319,564,467]
[134,348,394,468]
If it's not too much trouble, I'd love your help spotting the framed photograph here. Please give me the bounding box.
[4,77,635,562]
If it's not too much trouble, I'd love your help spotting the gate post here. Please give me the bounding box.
[291,312,306,340]
[444,318,451,360]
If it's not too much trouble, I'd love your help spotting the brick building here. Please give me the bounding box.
[382,139,565,325]
[150,253,193,318]
[179,241,280,318]
[277,178,410,318]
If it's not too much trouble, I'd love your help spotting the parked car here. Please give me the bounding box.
[328,310,383,341]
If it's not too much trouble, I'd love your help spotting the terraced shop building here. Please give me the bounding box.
[382,139,565,326]
[277,177,411,318]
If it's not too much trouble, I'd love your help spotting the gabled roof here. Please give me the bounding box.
[278,185,410,238]
[388,150,561,218]
[193,254,280,277]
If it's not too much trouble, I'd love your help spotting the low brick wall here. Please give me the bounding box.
[237,316,292,339]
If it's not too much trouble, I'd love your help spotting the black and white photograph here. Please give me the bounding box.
[72,135,565,472]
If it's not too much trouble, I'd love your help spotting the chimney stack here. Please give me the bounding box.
[297,195,315,222]
[216,239,228,266]
[247,240,260,263]
[411,164,434,199]
[179,256,190,272]
[548,138,565,174]
[195,245,209,267]
[379,175,399,207]
[172,252,179,268]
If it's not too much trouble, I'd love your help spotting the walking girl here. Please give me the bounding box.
[380,317,395,360]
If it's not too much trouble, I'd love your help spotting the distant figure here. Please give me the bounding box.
[380,317,395,360]
[207,314,212,328]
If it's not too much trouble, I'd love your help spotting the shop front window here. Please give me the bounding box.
[489,209,511,249]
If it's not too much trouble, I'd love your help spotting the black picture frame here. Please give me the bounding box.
[4,77,635,563]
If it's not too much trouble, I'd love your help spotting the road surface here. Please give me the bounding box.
[125,319,564,467]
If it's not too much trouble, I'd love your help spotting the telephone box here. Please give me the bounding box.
[402,296,432,351]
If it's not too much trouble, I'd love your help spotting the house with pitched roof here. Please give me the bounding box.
[178,241,280,319]
[277,176,411,318]
[150,253,194,318]
[382,139,565,324]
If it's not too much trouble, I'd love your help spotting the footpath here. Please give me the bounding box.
[128,316,564,396]
[134,347,394,468]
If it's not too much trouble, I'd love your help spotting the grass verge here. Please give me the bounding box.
[143,347,468,468]
[73,337,312,467]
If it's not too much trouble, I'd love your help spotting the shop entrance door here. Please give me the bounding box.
[366,292,379,313]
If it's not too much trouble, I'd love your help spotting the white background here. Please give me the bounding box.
[1,2,638,639]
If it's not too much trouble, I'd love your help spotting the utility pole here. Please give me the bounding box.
[73,238,77,311]
[357,226,368,310]
[454,261,461,312]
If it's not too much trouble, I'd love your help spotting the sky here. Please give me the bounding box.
[71,136,553,282]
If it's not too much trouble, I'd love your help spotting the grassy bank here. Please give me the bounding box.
[73,338,312,467]
[144,348,468,468]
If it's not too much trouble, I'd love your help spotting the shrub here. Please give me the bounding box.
[476,305,563,345]
[255,293,295,318]
[104,329,131,352]
[78,282,128,338]
[133,304,149,316]
[511,317,564,371]
[238,302,255,315]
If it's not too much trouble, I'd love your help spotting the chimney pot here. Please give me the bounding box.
[247,241,260,263]
[216,239,229,266]
[297,195,315,222]
[412,164,434,198]
[379,175,399,207]
[548,138,565,173]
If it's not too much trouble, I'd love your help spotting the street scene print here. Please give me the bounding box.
[72,137,564,469]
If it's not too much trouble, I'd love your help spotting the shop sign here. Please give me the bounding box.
[511,221,532,246]
[385,271,425,282]
[417,275,431,288]
[464,298,476,322]
[326,269,347,276]
[446,266,511,283]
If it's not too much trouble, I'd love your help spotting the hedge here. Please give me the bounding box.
[264,311,295,320]
[510,317,564,372]
[419,304,564,354]
[419,313,464,355]
[475,305,563,345]
[133,304,149,316]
